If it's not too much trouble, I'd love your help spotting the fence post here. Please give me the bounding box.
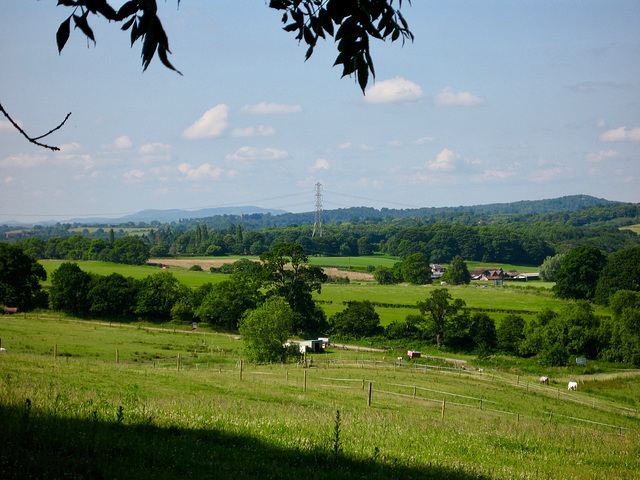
[177,353,181,371]
[479,399,483,410]
[362,378,365,390]
[286,370,289,381]
[441,398,446,419]
[549,411,553,424]
[116,349,119,364]
[304,370,307,392]
[54,343,57,360]
[517,375,520,386]
[557,388,560,400]
[516,413,520,429]
[239,360,243,381]
[413,386,416,399]
[367,382,372,407]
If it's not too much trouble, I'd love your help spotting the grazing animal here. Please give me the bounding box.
[3,307,18,315]
[0,348,7,354]
[568,381,578,391]
[539,376,549,385]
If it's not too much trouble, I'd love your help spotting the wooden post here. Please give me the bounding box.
[549,411,553,424]
[362,378,365,390]
[413,386,417,399]
[239,360,243,381]
[286,370,289,381]
[516,413,520,428]
[517,375,520,386]
[303,370,307,392]
[394,361,396,371]
[441,398,446,419]
[527,381,529,392]
[116,349,119,364]
[367,382,372,406]
[479,399,483,410]
[54,343,57,360]
[177,353,181,371]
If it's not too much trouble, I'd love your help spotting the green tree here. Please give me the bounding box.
[196,274,262,330]
[373,266,400,285]
[259,243,328,337]
[385,314,423,340]
[553,245,607,300]
[400,253,432,285]
[594,246,640,305]
[496,314,526,355]
[442,255,470,285]
[238,297,297,364]
[110,236,150,265]
[538,253,564,282]
[417,288,466,348]
[134,271,190,320]
[87,273,138,317]
[17,237,46,259]
[469,312,497,355]
[600,290,640,366]
[0,243,47,310]
[49,262,92,315]
[329,301,381,339]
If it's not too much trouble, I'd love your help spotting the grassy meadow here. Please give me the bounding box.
[1,315,639,479]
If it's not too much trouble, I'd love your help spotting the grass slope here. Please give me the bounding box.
[1,316,639,479]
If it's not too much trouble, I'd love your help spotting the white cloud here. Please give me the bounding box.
[434,87,485,106]
[414,136,435,145]
[137,143,172,163]
[356,177,382,188]
[309,158,329,172]
[339,142,352,150]
[241,103,302,114]
[0,154,48,168]
[57,142,82,154]
[182,105,230,139]
[225,146,289,162]
[123,169,145,184]
[230,125,276,137]
[4,176,14,184]
[364,77,424,104]
[113,135,133,149]
[599,126,640,143]
[388,140,403,147]
[427,148,458,171]
[471,170,516,183]
[177,163,224,181]
[597,118,607,128]
[585,150,620,163]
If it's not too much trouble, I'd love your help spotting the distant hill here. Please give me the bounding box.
[67,206,290,225]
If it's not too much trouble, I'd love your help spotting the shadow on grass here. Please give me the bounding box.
[0,402,493,480]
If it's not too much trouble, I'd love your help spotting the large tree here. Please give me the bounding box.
[0,243,47,311]
[416,288,466,348]
[49,262,93,315]
[441,255,470,285]
[259,243,328,337]
[594,246,640,305]
[552,245,607,301]
[329,301,381,339]
[238,296,297,364]
[196,274,262,331]
[400,253,432,285]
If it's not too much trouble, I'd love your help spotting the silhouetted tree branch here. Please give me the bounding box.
[0,101,71,152]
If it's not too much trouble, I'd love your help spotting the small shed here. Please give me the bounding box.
[407,350,421,359]
[318,337,331,348]
[299,340,323,354]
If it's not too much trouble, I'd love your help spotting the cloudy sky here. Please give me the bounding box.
[1,1,639,223]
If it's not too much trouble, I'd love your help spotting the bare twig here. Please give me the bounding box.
[0,101,71,151]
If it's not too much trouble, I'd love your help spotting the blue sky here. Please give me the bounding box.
[1,1,639,223]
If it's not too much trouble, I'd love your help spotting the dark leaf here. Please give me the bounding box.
[116,0,141,21]
[121,17,135,31]
[73,13,96,44]
[283,22,299,32]
[57,0,77,6]
[56,16,71,53]
[158,45,182,75]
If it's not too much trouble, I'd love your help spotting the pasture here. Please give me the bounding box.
[0,315,639,479]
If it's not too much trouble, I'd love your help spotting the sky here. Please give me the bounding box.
[1,1,639,224]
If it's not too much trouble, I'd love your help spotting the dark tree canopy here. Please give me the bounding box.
[417,288,466,348]
[0,243,47,311]
[442,255,470,285]
[400,253,432,285]
[552,245,607,301]
[594,246,640,305]
[49,262,93,315]
[329,300,381,339]
[54,0,413,92]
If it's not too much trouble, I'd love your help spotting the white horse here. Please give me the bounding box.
[539,376,549,385]
[568,381,578,391]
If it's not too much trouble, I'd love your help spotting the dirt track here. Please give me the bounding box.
[148,258,374,281]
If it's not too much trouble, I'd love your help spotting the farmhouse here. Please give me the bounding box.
[469,267,504,281]
[431,264,446,279]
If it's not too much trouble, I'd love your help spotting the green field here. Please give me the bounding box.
[1,315,639,479]
[38,259,578,327]
[620,224,640,235]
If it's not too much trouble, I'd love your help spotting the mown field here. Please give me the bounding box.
[1,316,639,479]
